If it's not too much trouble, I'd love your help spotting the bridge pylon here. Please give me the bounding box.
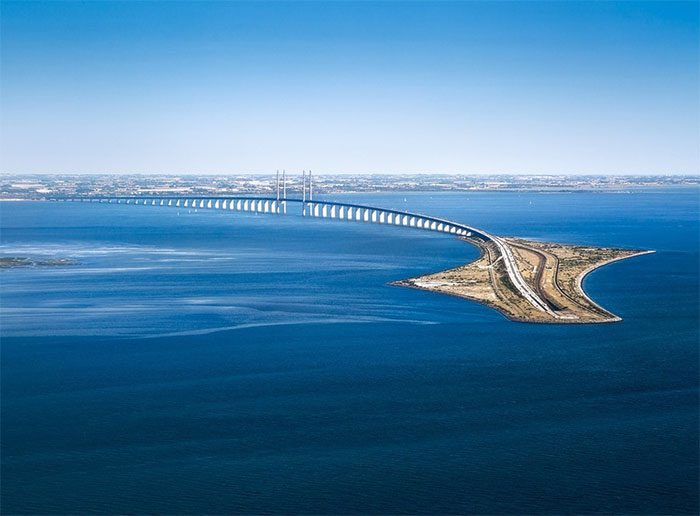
[302,170,307,216]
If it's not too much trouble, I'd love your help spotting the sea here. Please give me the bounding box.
[1,189,698,514]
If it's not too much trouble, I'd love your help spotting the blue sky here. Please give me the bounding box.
[1,1,698,174]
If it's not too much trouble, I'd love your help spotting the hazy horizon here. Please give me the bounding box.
[2,171,700,178]
[1,1,698,175]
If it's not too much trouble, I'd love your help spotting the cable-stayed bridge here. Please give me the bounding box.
[46,171,555,316]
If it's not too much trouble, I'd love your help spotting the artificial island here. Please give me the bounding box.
[395,236,653,324]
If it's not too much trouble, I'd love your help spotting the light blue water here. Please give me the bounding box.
[1,190,698,514]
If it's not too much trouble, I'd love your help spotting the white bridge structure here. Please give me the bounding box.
[52,195,483,238]
[48,171,554,316]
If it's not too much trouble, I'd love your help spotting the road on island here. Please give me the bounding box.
[487,234,559,317]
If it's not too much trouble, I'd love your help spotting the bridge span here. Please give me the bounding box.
[48,195,555,316]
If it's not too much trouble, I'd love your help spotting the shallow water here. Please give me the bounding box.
[1,189,698,513]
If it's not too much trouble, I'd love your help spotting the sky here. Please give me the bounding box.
[1,1,698,175]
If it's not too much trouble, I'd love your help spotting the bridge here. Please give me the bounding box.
[47,172,555,316]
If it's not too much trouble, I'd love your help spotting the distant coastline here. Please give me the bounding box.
[1,174,698,201]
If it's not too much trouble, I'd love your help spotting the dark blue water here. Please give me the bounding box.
[1,190,698,514]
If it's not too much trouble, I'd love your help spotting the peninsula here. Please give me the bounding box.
[394,236,653,324]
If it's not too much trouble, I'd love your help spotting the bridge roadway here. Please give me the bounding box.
[50,195,555,316]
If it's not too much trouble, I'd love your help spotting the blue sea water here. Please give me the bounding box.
[1,189,698,514]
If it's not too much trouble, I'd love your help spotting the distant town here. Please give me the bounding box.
[0,174,697,200]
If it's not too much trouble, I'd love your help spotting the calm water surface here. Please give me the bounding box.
[1,190,698,514]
